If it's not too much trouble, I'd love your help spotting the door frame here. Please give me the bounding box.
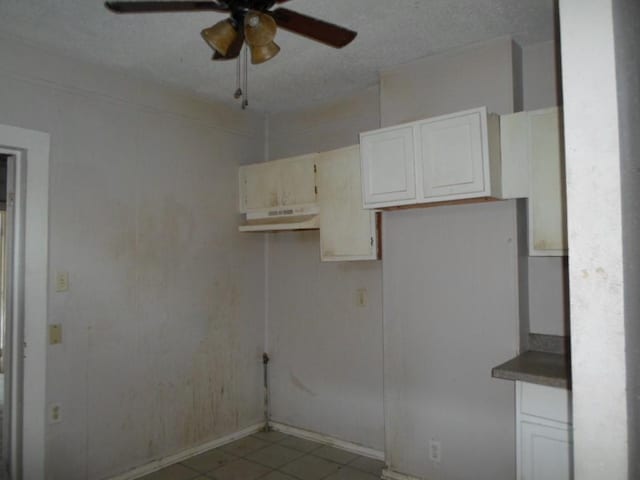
[0,124,50,480]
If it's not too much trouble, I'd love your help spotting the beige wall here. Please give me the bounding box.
[0,35,266,479]
[380,37,520,479]
[383,203,519,480]
[265,37,566,465]
[521,39,569,336]
[266,86,385,450]
[380,37,518,127]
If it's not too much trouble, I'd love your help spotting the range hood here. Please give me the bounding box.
[238,204,320,232]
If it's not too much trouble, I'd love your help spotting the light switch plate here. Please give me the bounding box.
[49,324,62,345]
[49,403,62,424]
[357,288,368,307]
[55,272,69,292]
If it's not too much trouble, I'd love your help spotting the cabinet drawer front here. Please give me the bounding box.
[419,111,487,199]
[520,382,571,424]
[360,126,416,207]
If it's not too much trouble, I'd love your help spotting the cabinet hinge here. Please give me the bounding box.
[314,186,318,195]
[370,237,374,246]
[313,164,317,173]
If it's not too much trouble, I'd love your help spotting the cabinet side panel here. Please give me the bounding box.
[498,112,530,199]
[529,108,567,254]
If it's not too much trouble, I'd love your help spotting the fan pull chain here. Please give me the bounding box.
[234,52,242,100]
[242,45,249,110]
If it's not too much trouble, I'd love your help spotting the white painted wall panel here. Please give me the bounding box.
[559,0,629,477]
[522,40,562,111]
[379,37,520,480]
[380,37,517,127]
[266,88,384,451]
[0,37,265,479]
[528,257,569,336]
[383,202,519,480]
[521,39,568,337]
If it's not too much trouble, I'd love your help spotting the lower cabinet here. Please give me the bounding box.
[517,381,573,480]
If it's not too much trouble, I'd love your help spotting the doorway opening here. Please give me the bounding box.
[0,124,49,480]
[0,152,17,480]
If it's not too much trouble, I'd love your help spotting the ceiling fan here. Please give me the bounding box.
[104,1,358,65]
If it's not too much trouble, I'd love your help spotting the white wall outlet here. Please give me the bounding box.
[429,439,442,463]
[49,403,62,424]
[357,288,368,307]
[55,272,69,292]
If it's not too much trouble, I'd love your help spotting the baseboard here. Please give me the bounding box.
[381,467,422,480]
[270,422,384,461]
[109,422,265,480]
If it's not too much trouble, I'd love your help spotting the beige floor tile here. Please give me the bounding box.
[206,458,270,480]
[138,464,200,480]
[244,444,304,469]
[312,446,359,465]
[220,436,270,457]
[277,436,323,453]
[280,454,341,480]
[181,449,237,473]
[347,456,385,476]
[324,467,380,480]
[252,430,290,443]
[260,472,299,480]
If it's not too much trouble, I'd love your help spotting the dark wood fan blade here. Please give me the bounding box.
[105,1,229,14]
[268,8,357,48]
[212,29,244,60]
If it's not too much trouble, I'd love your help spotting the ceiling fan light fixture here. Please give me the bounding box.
[250,41,281,64]
[244,10,277,47]
[201,19,237,56]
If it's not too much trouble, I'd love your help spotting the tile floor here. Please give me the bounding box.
[139,431,384,480]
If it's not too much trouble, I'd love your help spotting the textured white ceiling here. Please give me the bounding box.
[0,0,556,113]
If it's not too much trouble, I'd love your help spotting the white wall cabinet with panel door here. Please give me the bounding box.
[517,381,573,480]
[360,107,514,209]
[501,107,567,256]
[239,153,318,213]
[317,145,379,261]
[359,124,416,207]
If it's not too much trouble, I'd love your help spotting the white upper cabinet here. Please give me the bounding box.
[239,153,318,213]
[360,107,506,209]
[360,125,416,206]
[317,145,379,262]
[418,111,487,199]
[501,107,567,256]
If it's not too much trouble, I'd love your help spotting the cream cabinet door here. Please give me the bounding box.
[239,161,281,212]
[360,125,416,208]
[418,108,489,201]
[529,108,567,255]
[239,154,317,213]
[317,146,379,261]
[279,154,318,207]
